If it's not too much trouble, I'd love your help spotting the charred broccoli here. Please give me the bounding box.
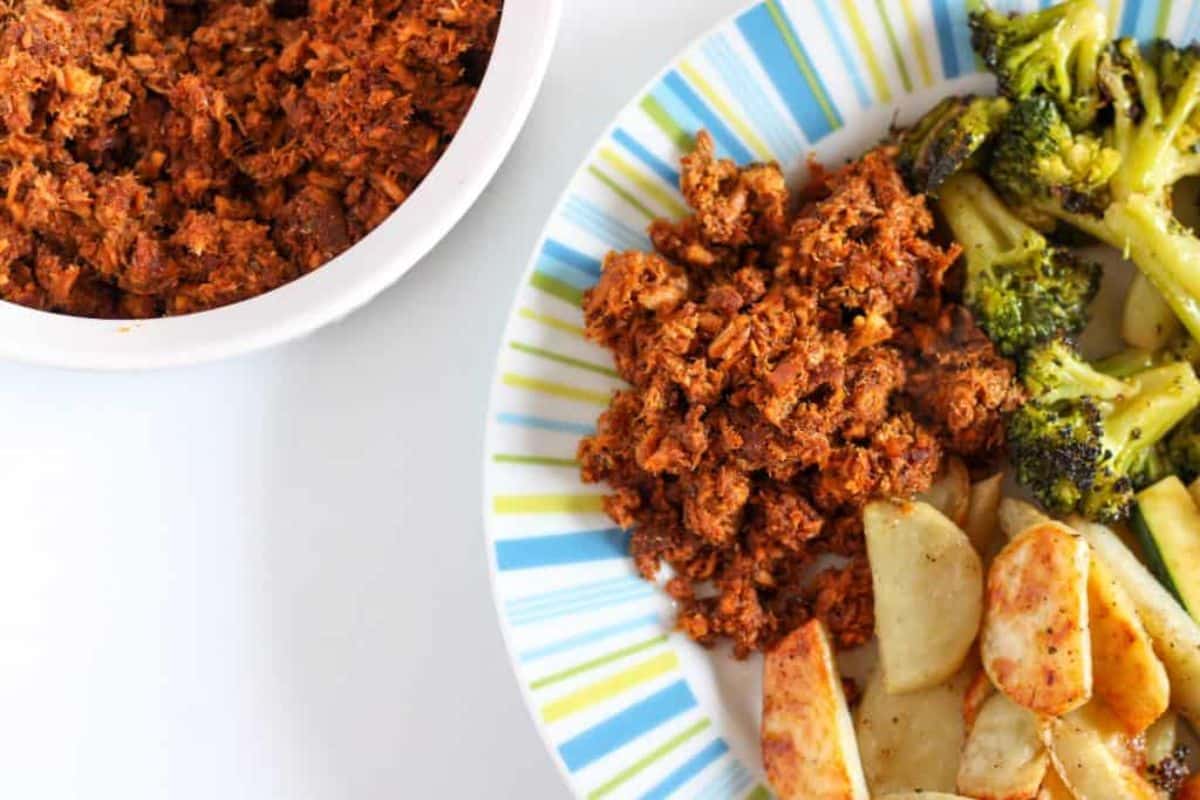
[936,172,1099,356]
[1008,337,1200,520]
[987,36,1200,346]
[969,0,1108,128]
[898,95,1011,194]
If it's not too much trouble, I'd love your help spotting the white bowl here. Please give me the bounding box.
[1,0,561,370]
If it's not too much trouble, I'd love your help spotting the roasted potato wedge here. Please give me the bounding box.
[962,667,995,731]
[1144,710,1179,766]
[854,658,974,794]
[1073,518,1200,725]
[1087,552,1169,734]
[1036,768,1073,800]
[997,498,1050,541]
[965,473,1005,556]
[763,619,868,800]
[1043,705,1158,800]
[983,522,1092,716]
[956,691,1047,800]
[863,500,983,694]
[918,456,970,527]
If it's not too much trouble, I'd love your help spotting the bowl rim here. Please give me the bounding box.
[1,0,562,371]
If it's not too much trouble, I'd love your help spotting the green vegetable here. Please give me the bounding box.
[936,172,1099,356]
[969,0,1108,128]
[1132,476,1200,617]
[1007,337,1200,521]
[1123,273,1181,350]
[898,95,1011,194]
[986,36,1200,344]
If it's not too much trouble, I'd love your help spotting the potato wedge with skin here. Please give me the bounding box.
[918,456,970,527]
[1044,705,1159,800]
[956,691,1047,800]
[1036,768,1073,800]
[1088,552,1169,734]
[863,500,983,694]
[1144,711,1179,765]
[854,657,975,795]
[982,522,1092,716]
[1073,518,1200,725]
[762,619,868,800]
[998,498,1050,542]
[962,667,995,731]
[965,473,1005,556]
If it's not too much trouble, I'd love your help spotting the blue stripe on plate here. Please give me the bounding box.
[518,612,661,662]
[563,195,651,252]
[542,239,603,277]
[932,0,962,78]
[495,413,595,436]
[641,739,729,800]
[1119,0,1157,38]
[702,34,805,164]
[662,70,755,164]
[509,575,638,612]
[557,680,697,772]
[735,3,841,141]
[496,527,631,571]
[612,128,681,186]
[535,253,599,290]
[511,583,654,626]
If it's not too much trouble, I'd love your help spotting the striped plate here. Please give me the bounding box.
[483,0,1183,796]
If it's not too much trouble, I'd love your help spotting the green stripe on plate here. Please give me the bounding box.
[678,60,774,162]
[764,0,841,130]
[542,650,679,723]
[509,341,620,378]
[640,94,695,153]
[529,272,584,306]
[745,786,771,800]
[530,634,669,690]
[492,453,579,468]
[492,493,606,514]
[501,373,612,405]
[841,0,892,103]
[587,165,658,221]
[519,307,585,337]
[898,0,933,85]
[587,718,712,800]
[597,147,689,220]
[872,0,913,91]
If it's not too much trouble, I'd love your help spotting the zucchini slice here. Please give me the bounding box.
[1132,476,1200,618]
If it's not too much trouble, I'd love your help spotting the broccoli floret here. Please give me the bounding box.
[987,33,1200,347]
[970,0,1108,128]
[1008,337,1200,520]
[898,95,1011,194]
[990,96,1119,215]
[936,173,1099,355]
[1165,408,1200,480]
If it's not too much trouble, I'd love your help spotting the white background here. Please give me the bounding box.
[0,1,749,797]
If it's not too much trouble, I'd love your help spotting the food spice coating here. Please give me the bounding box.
[578,132,1023,656]
[0,0,500,317]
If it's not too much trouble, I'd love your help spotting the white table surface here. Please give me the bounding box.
[0,2,749,797]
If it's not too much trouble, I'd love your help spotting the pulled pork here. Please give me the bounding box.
[578,133,1023,656]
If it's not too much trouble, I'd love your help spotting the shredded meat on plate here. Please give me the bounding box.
[0,0,499,317]
[579,133,1023,656]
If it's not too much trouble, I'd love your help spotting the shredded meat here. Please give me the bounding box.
[0,0,500,317]
[579,133,1022,656]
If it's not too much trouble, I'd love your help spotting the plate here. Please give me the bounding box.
[482,0,1184,796]
[0,0,559,370]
